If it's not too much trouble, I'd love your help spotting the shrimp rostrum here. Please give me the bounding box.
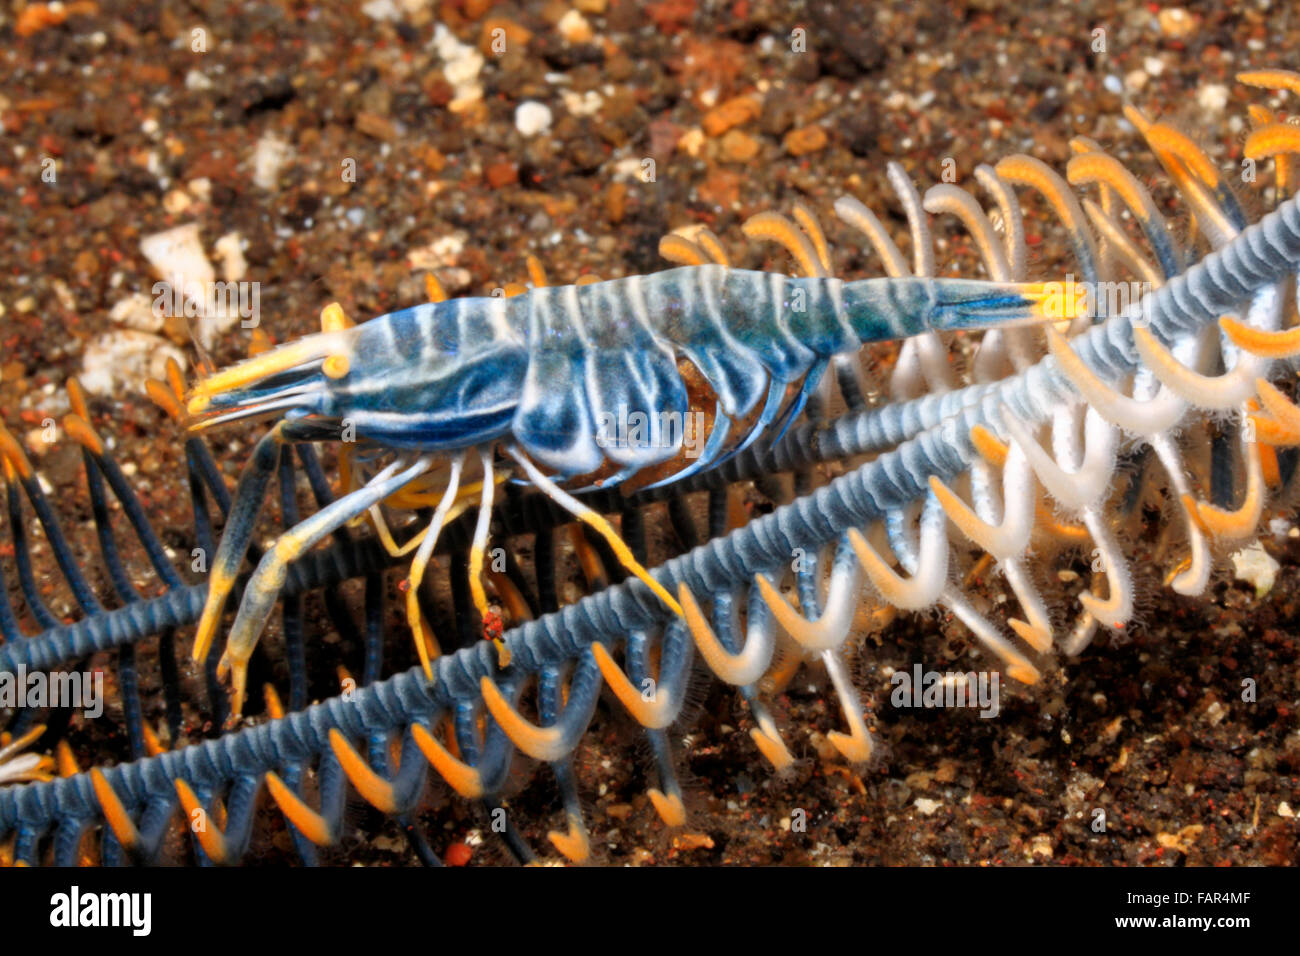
[185,221,1078,716]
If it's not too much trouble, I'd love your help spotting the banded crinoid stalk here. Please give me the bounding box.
[6,72,1300,865]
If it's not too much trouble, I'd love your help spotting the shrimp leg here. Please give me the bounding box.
[216,452,435,716]
[406,454,465,679]
[191,419,341,669]
[467,448,512,668]
[506,445,684,619]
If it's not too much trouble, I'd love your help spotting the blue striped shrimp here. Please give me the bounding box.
[184,212,1081,716]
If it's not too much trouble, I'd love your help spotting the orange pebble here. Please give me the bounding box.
[444,842,473,866]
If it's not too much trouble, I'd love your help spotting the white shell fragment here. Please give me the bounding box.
[1232,541,1280,599]
[139,223,249,350]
